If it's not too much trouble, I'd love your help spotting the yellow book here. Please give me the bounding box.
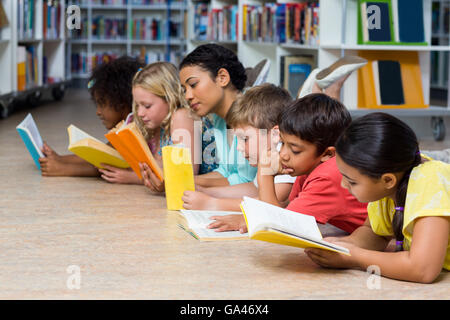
[176,210,249,241]
[162,145,195,210]
[67,124,129,169]
[240,196,350,255]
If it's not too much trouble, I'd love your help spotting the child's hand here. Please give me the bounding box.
[304,240,358,269]
[207,214,248,233]
[258,149,294,176]
[182,190,216,210]
[41,142,60,159]
[140,162,165,192]
[258,149,281,176]
[39,156,66,176]
[99,164,139,184]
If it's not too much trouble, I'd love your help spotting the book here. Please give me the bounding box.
[397,0,425,43]
[240,196,350,255]
[105,121,163,181]
[177,210,249,241]
[359,0,395,44]
[357,50,427,109]
[280,55,315,98]
[17,46,27,91]
[372,60,404,105]
[16,113,45,170]
[162,145,195,211]
[67,124,129,169]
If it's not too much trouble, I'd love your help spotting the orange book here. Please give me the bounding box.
[17,46,26,91]
[105,121,163,181]
[105,121,141,178]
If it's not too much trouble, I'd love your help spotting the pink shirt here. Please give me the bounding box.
[286,157,367,233]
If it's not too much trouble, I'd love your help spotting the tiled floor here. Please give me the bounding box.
[0,89,449,299]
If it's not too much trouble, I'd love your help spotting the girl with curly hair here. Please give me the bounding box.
[38,56,144,179]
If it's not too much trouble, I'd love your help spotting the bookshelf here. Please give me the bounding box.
[0,0,68,118]
[186,0,450,140]
[67,0,188,85]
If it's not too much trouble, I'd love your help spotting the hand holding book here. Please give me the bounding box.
[140,162,164,192]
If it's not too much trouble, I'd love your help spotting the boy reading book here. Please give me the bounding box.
[182,84,296,232]
[258,93,368,236]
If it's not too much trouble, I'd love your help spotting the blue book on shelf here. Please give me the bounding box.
[397,0,425,43]
[363,2,392,42]
[287,63,311,98]
[16,113,45,170]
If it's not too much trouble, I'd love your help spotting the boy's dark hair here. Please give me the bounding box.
[226,83,293,129]
[179,44,247,91]
[335,112,421,251]
[88,56,145,113]
[278,93,351,156]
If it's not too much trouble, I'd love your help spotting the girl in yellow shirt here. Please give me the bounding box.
[305,112,450,283]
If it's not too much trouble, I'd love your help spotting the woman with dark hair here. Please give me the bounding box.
[178,44,257,187]
[304,112,450,283]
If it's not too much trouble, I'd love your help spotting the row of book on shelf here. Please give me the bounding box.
[71,49,181,75]
[17,112,351,255]
[358,0,426,45]
[71,16,182,41]
[280,50,425,109]
[17,45,63,91]
[71,0,183,5]
[16,0,62,40]
[193,2,319,45]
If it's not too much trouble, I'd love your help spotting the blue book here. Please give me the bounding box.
[362,2,392,42]
[16,113,45,170]
[397,0,425,43]
[287,64,311,98]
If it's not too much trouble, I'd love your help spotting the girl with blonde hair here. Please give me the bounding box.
[101,61,218,189]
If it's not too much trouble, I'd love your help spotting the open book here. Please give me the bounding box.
[240,196,350,255]
[178,210,249,241]
[105,121,163,181]
[162,145,195,210]
[67,124,129,169]
[16,113,45,170]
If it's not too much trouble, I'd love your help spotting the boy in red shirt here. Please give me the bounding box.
[258,93,367,236]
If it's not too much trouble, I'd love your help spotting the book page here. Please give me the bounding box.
[68,125,102,145]
[242,196,322,241]
[180,210,248,239]
[19,113,44,157]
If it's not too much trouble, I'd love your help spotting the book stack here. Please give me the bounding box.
[18,0,36,40]
[193,3,209,41]
[358,0,427,45]
[280,55,316,98]
[130,17,163,40]
[242,2,319,45]
[71,52,89,75]
[43,0,61,40]
[206,5,239,42]
[285,2,319,45]
[17,45,38,91]
[92,16,128,40]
